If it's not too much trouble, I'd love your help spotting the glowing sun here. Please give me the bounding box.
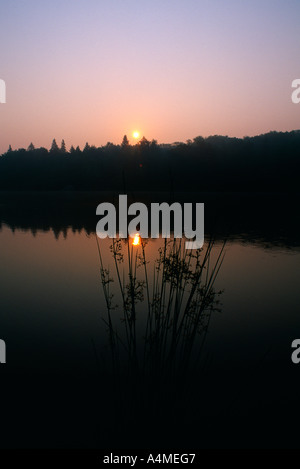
[133,131,140,139]
[132,233,141,246]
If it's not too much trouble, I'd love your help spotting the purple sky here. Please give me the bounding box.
[0,0,300,153]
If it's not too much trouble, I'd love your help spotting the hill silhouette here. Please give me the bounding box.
[1,131,300,192]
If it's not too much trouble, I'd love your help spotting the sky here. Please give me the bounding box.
[0,0,300,153]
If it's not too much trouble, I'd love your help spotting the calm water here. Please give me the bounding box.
[0,193,300,448]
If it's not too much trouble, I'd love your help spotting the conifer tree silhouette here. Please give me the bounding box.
[60,139,66,153]
[50,138,59,153]
[121,135,130,148]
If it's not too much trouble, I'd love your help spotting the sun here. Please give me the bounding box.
[133,131,140,140]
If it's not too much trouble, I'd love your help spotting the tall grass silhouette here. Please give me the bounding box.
[95,236,225,434]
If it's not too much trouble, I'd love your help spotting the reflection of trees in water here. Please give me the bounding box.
[96,237,225,430]
[1,192,300,249]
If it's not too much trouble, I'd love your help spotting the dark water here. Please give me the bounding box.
[0,192,300,449]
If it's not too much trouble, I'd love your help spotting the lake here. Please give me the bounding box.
[0,192,299,448]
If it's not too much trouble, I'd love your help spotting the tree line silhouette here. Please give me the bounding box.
[1,131,299,191]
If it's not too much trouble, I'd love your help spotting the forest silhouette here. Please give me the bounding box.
[1,130,300,191]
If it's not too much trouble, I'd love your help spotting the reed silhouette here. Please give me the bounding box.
[95,236,225,440]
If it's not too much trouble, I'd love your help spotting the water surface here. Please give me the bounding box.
[0,193,300,448]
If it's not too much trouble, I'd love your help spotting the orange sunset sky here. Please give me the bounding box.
[0,0,299,153]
